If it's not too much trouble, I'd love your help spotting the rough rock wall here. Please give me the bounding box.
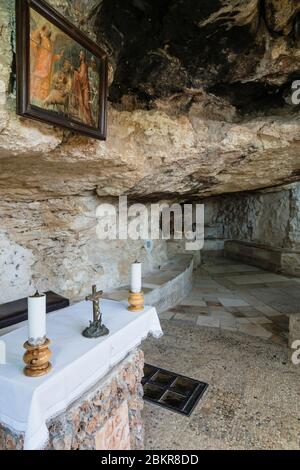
[0,194,168,304]
[204,182,300,250]
[1,1,300,302]
[97,0,300,106]
[1,0,300,203]
[0,1,169,304]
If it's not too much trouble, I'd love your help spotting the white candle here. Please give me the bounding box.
[28,292,46,346]
[0,340,6,365]
[131,261,142,293]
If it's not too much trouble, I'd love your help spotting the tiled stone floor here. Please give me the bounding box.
[142,258,300,450]
[160,258,300,346]
[142,322,300,450]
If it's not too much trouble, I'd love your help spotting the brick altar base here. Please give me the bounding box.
[0,349,144,450]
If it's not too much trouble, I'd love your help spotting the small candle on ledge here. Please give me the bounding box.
[131,261,142,293]
[28,291,46,346]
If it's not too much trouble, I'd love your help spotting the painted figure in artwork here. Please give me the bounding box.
[30,24,64,104]
[89,57,100,126]
[43,59,74,113]
[27,7,103,131]
[73,50,94,126]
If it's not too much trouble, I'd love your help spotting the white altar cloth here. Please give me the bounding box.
[0,299,162,450]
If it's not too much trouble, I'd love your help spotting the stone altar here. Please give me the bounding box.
[0,299,162,450]
[0,349,144,450]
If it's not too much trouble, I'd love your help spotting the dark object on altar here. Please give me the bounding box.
[83,285,109,338]
[0,291,70,330]
[16,0,108,140]
[82,320,109,339]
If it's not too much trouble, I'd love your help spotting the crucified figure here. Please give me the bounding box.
[83,285,109,338]
[86,285,103,324]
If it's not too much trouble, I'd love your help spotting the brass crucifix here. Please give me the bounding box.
[82,285,109,338]
[86,285,103,324]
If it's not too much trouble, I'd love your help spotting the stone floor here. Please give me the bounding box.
[142,319,300,450]
[142,258,300,450]
[160,257,300,346]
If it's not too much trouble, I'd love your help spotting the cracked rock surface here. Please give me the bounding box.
[0,0,300,201]
[1,1,300,302]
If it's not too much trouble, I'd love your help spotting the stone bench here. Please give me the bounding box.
[224,240,300,277]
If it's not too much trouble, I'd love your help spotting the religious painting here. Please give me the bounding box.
[16,0,108,140]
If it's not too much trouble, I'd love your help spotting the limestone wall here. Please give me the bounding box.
[203,182,300,253]
[0,195,168,304]
[0,1,169,304]
[1,1,300,202]
[1,0,300,302]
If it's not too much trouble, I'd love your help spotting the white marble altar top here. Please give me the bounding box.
[0,299,162,450]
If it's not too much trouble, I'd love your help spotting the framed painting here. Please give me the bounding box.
[16,0,108,140]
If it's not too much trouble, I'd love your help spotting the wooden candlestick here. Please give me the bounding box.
[23,339,52,377]
[128,291,144,312]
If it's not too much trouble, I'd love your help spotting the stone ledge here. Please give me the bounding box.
[225,240,300,277]
[104,254,193,313]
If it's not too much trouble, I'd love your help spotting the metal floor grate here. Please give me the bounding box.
[142,364,208,416]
